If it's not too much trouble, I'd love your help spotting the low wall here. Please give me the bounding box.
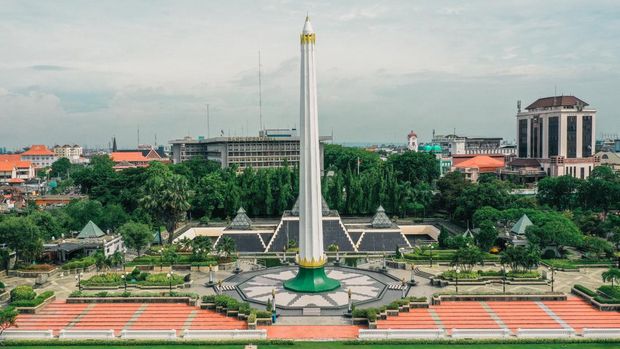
[59,329,115,339]
[182,329,266,340]
[359,329,444,339]
[582,328,620,338]
[120,329,176,340]
[515,328,575,338]
[8,268,59,279]
[15,295,56,314]
[571,287,620,311]
[431,293,566,305]
[125,265,219,272]
[66,296,196,305]
[0,330,54,339]
[451,328,510,339]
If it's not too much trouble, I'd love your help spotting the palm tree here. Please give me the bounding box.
[94,251,106,273]
[602,268,620,287]
[140,169,191,244]
[176,237,193,252]
[217,236,236,262]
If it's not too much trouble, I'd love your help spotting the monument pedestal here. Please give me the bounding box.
[283,265,340,293]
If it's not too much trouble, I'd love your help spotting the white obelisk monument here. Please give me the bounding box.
[284,16,340,293]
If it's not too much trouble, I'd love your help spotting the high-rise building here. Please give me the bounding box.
[516,96,597,178]
[169,129,330,171]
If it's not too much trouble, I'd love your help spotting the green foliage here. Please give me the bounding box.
[598,285,620,299]
[602,268,620,287]
[247,312,256,323]
[10,290,54,307]
[583,236,614,259]
[81,272,184,287]
[0,216,43,263]
[500,245,541,273]
[574,284,597,297]
[119,221,152,256]
[255,310,272,319]
[10,285,36,302]
[70,291,199,299]
[537,175,581,210]
[450,246,484,272]
[62,256,96,270]
[0,305,18,331]
[475,220,498,251]
[217,236,236,259]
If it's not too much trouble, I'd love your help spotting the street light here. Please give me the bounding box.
[75,272,84,292]
[208,265,215,285]
[501,264,506,294]
[429,245,434,267]
[167,271,173,293]
[347,288,352,314]
[401,278,407,299]
[454,267,460,294]
[549,266,555,292]
[159,248,164,271]
[410,264,416,285]
[121,272,128,292]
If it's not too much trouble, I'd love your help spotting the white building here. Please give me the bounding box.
[516,96,597,179]
[19,145,58,168]
[407,131,418,152]
[53,144,83,163]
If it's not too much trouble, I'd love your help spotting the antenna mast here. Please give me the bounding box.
[207,104,210,138]
[258,50,263,133]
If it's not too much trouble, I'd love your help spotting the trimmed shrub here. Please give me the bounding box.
[574,284,597,297]
[247,312,256,323]
[62,256,96,270]
[11,290,54,307]
[255,310,272,319]
[10,285,36,302]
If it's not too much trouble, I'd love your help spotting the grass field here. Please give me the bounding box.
[9,343,620,349]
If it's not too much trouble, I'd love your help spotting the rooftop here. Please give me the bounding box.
[110,152,149,163]
[454,155,504,169]
[525,96,589,111]
[21,145,55,156]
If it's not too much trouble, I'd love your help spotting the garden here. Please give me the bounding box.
[9,285,54,308]
[80,268,187,288]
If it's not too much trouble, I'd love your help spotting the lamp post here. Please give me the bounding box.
[501,264,506,294]
[121,272,128,292]
[75,272,84,292]
[549,266,555,292]
[401,278,407,299]
[167,271,173,293]
[347,288,352,314]
[208,265,215,285]
[282,245,287,265]
[454,267,460,294]
[234,252,241,274]
[381,252,388,273]
[271,288,277,323]
[429,245,434,267]
[335,246,340,266]
[159,248,163,271]
[409,264,416,285]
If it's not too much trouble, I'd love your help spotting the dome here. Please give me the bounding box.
[432,145,442,152]
[422,144,432,152]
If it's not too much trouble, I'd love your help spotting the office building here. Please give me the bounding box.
[516,96,597,178]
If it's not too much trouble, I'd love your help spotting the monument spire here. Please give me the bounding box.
[284,16,340,293]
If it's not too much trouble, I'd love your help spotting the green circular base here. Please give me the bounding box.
[283,266,341,293]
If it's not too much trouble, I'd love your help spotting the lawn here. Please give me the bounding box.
[9,343,620,349]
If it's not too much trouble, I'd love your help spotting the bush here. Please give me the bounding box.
[19,264,55,271]
[598,285,620,299]
[574,284,597,297]
[202,295,216,303]
[255,310,272,319]
[11,290,54,307]
[62,256,96,270]
[239,302,251,315]
[247,312,256,323]
[0,281,5,289]
[366,308,377,322]
[10,285,36,302]
[68,291,199,299]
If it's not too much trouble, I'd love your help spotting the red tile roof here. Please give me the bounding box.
[525,96,588,110]
[7,178,24,184]
[21,145,55,156]
[110,152,149,163]
[0,162,15,171]
[455,155,504,171]
[0,155,21,162]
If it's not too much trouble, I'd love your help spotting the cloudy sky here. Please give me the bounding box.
[1,0,619,150]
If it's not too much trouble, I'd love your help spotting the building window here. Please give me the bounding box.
[567,115,577,158]
[518,119,528,157]
[548,116,559,157]
[582,115,593,157]
[580,167,585,179]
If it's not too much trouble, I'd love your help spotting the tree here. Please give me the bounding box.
[28,210,64,241]
[109,251,124,268]
[0,306,18,338]
[451,246,483,272]
[500,245,540,273]
[140,165,191,244]
[119,222,152,257]
[525,214,584,250]
[217,236,236,260]
[476,220,498,252]
[455,180,511,223]
[583,236,614,259]
[537,176,580,210]
[94,250,106,272]
[50,157,72,178]
[192,235,213,252]
[435,171,471,218]
[161,245,179,266]
[0,217,43,264]
[386,151,440,186]
[602,268,620,287]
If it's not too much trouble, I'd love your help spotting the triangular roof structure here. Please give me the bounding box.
[463,228,475,239]
[77,220,105,239]
[371,205,393,228]
[291,196,331,216]
[454,155,504,170]
[229,207,252,230]
[511,214,533,235]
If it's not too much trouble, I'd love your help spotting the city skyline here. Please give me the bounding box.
[1,1,619,149]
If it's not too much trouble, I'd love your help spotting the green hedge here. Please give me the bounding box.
[69,290,199,299]
[81,272,185,287]
[126,254,218,267]
[598,285,620,299]
[574,284,597,297]
[11,290,54,307]
[201,294,253,315]
[10,285,36,302]
[62,256,96,270]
